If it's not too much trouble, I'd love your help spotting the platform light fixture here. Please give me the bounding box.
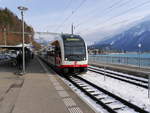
[18,6,28,74]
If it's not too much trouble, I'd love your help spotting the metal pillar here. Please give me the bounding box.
[138,43,141,68]
[71,24,74,35]
[4,28,7,47]
[21,11,25,74]
[18,6,28,75]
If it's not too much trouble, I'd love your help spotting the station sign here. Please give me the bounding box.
[66,38,80,41]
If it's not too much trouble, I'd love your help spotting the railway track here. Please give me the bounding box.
[40,57,149,113]
[88,66,148,89]
[65,75,149,113]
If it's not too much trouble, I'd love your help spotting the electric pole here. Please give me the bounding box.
[4,28,7,47]
[71,23,74,35]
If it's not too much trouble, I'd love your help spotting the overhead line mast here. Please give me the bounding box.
[71,23,74,35]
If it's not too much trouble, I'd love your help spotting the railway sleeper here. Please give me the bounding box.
[108,103,125,111]
[113,106,126,111]
[73,80,81,83]
[78,83,86,86]
[102,99,117,105]
[91,92,100,96]
[105,101,116,105]
[97,97,107,100]
[84,87,93,90]
[96,94,108,98]
[79,85,87,88]
[82,86,91,89]
[74,81,81,84]
[87,90,95,93]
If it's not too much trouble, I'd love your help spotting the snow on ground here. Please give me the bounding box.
[81,71,150,112]
[60,77,109,113]
[90,66,148,82]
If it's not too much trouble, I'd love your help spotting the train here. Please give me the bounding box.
[39,34,88,75]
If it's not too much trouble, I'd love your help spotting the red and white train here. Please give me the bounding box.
[39,34,88,74]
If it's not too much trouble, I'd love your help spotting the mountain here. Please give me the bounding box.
[95,19,150,52]
[0,8,41,50]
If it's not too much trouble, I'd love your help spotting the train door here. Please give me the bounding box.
[52,41,61,66]
[47,46,55,65]
[55,45,61,66]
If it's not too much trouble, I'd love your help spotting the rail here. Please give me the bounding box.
[88,66,148,89]
[65,75,149,113]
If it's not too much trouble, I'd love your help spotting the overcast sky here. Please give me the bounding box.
[1,0,150,44]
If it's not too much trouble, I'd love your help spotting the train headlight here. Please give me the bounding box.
[65,58,68,61]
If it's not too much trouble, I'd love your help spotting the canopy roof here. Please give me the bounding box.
[0,44,32,51]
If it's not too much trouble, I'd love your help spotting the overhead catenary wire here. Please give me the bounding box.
[75,0,126,28]
[102,0,150,24]
[44,0,73,30]
[63,0,74,12]
[54,0,87,32]
[78,0,150,35]
[76,0,134,28]
[78,15,143,36]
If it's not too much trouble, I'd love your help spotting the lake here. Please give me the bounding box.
[89,53,150,67]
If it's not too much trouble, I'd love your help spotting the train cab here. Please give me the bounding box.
[40,34,88,75]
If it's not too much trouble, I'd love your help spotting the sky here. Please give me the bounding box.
[1,0,150,44]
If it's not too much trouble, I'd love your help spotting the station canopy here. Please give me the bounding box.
[0,43,33,51]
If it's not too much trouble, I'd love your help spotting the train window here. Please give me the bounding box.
[64,38,85,54]
[63,39,86,61]
[47,46,55,56]
[64,41,84,47]
[54,43,61,57]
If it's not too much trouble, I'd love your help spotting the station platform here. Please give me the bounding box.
[89,61,150,78]
[10,57,96,113]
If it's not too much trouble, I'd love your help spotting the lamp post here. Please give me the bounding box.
[138,43,141,68]
[18,6,28,74]
[3,28,7,47]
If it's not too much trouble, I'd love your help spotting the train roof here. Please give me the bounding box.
[61,34,82,39]
[51,34,84,46]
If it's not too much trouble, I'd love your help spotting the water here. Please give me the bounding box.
[99,53,150,58]
[89,53,150,67]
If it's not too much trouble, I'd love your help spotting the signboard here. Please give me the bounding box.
[66,38,80,41]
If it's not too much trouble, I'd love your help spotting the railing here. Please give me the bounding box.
[89,55,150,67]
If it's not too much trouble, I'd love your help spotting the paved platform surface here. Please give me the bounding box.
[89,61,150,78]
[0,62,24,113]
[11,57,96,113]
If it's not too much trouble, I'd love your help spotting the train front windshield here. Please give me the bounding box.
[63,36,86,61]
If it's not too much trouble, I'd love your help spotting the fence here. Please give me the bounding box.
[89,55,150,67]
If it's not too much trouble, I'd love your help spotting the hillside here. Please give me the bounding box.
[94,19,150,52]
[0,8,41,49]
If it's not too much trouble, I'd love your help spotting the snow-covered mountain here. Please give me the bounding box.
[95,19,150,52]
